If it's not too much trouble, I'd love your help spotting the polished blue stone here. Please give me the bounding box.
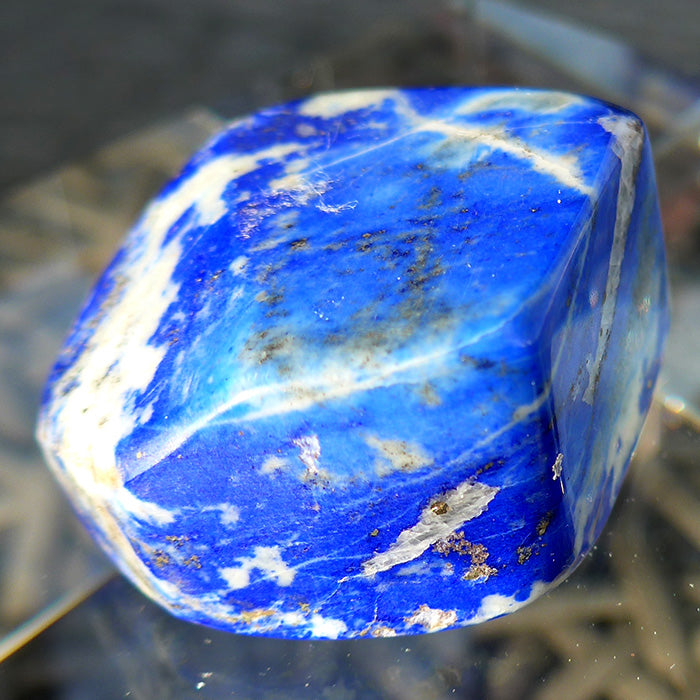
[38,88,668,638]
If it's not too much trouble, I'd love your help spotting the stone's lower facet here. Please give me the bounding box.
[37,87,668,639]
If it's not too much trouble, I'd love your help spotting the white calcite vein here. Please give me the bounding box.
[362,479,499,576]
[583,114,643,405]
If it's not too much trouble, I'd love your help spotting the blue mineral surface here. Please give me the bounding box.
[37,87,668,638]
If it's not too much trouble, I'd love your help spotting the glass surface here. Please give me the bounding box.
[1,0,700,697]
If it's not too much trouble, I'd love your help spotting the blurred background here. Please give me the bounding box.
[3,0,700,191]
[1,1,700,698]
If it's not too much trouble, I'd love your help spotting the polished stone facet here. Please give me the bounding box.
[37,88,668,639]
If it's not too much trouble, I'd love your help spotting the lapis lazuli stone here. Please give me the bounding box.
[38,88,668,639]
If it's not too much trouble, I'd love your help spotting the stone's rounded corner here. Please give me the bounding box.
[38,87,668,639]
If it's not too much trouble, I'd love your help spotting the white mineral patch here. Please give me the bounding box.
[404,604,458,632]
[229,255,249,276]
[152,579,353,638]
[205,503,240,527]
[309,614,348,639]
[469,580,550,624]
[260,454,289,475]
[365,434,433,476]
[293,434,321,476]
[476,593,525,621]
[136,400,155,425]
[551,452,564,492]
[362,480,499,576]
[276,610,306,628]
[295,122,318,138]
[219,545,295,590]
[297,89,396,118]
